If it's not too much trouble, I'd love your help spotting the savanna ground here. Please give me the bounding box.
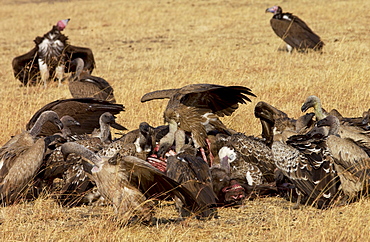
[0,0,369,241]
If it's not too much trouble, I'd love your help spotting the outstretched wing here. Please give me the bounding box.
[12,47,40,85]
[179,84,256,116]
[140,88,179,102]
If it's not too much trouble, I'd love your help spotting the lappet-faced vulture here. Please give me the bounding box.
[12,19,95,87]
[265,6,324,53]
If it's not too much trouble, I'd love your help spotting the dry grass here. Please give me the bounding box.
[0,0,369,241]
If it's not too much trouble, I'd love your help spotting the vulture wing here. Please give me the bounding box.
[273,135,339,208]
[64,45,95,73]
[140,88,179,102]
[12,47,40,85]
[69,76,116,103]
[270,16,323,50]
[166,153,217,217]
[26,98,125,136]
[180,84,256,116]
[112,154,202,214]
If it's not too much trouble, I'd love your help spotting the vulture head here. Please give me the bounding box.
[210,149,246,205]
[56,19,70,31]
[29,110,63,137]
[60,115,80,128]
[99,112,127,131]
[265,6,282,15]
[301,95,322,113]
[316,115,340,136]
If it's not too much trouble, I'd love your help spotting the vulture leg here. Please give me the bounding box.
[55,64,65,87]
[293,191,302,210]
[38,59,49,88]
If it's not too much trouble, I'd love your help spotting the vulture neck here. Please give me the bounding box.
[29,111,54,137]
[99,118,112,143]
[71,58,85,82]
[314,101,326,120]
[61,142,104,172]
[327,118,341,136]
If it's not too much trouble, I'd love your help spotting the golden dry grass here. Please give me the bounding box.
[0,0,369,241]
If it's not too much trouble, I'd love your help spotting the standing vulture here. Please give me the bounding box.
[317,115,370,201]
[141,84,256,160]
[12,19,95,87]
[265,6,324,53]
[0,111,63,205]
[26,98,125,136]
[69,58,116,103]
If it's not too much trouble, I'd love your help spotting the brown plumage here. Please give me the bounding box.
[218,133,276,186]
[301,95,370,146]
[69,58,115,103]
[266,6,324,53]
[12,19,95,87]
[43,112,126,205]
[256,102,340,208]
[26,98,125,136]
[317,115,370,200]
[60,142,202,221]
[272,135,340,208]
[166,145,218,218]
[0,111,63,205]
[141,84,256,155]
[255,101,316,142]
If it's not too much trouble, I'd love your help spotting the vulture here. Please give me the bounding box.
[255,101,316,142]
[0,111,63,205]
[12,19,95,87]
[166,145,218,218]
[42,112,126,205]
[141,84,256,160]
[69,58,116,103]
[26,98,125,136]
[256,102,340,208]
[317,115,370,201]
[60,142,203,222]
[57,116,81,139]
[265,6,324,53]
[272,134,340,208]
[301,95,370,147]
[217,133,276,187]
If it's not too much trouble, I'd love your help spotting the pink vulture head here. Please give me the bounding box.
[56,19,70,31]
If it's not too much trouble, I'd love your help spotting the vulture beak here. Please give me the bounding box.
[55,120,64,131]
[265,6,275,14]
[301,103,310,113]
[109,116,127,130]
[110,122,127,131]
[56,19,70,31]
[316,118,328,127]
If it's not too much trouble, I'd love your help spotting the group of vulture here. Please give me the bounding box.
[2,7,368,223]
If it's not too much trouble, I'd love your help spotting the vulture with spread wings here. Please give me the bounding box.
[12,19,95,87]
[141,84,256,158]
